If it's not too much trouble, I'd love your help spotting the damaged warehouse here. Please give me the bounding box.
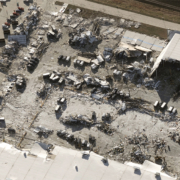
[151,33,180,76]
[0,0,180,179]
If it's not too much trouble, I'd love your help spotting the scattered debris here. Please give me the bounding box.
[97,122,115,135]
[34,126,54,138]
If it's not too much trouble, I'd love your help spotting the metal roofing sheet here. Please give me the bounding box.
[103,27,118,36]
[140,36,156,49]
[131,33,146,46]
[114,28,123,36]
[141,171,174,180]
[151,39,167,51]
[122,30,166,52]
[102,161,127,180]
[8,35,27,45]
[122,31,136,44]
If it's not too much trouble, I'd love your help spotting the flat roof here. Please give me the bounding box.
[0,142,176,180]
[150,33,180,76]
[161,33,180,62]
[121,30,167,52]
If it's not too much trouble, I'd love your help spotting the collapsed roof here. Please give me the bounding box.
[121,30,167,52]
[150,33,180,76]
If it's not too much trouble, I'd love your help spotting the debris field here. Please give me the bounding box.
[1,1,180,178]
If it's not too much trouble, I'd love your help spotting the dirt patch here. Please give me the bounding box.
[88,0,180,24]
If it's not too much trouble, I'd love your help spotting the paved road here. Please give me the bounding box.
[62,0,180,31]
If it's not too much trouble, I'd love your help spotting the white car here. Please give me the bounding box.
[73,59,77,64]
[74,59,84,66]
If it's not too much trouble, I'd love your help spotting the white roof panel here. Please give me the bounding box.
[140,36,156,49]
[151,39,167,52]
[131,33,146,46]
[121,30,166,52]
[121,166,145,180]
[0,142,176,180]
[101,161,127,180]
[122,31,136,44]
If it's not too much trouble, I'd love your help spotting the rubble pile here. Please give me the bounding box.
[131,147,151,164]
[157,112,179,121]
[114,46,141,59]
[61,114,93,126]
[34,126,54,138]
[113,69,122,76]
[108,144,124,155]
[127,133,149,145]
[169,131,180,144]
[143,77,155,88]
[1,2,180,176]
[37,83,51,98]
[95,17,116,26]
[103,48,113,62]
[0,57,11,71]
[62,13,84,28]
[102,113,111,121]
[3,41,19,57]
[69,30,99,47]
[107,88,130,100]
[66,72,83,89]
[124,62,151,84]
[83,74,110,90]
[47,25,62,40]
[97,122,115,135]
[119,18,141,29]
[152,138,167,154]
[125,133,151,163]
[14,5,41,35]
[57,130,94,149]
